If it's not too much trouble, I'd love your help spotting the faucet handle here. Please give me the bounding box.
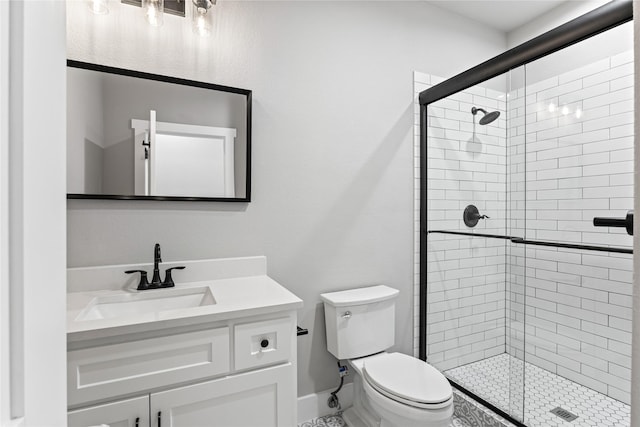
[125,270,150,291]
[162,266,186,288]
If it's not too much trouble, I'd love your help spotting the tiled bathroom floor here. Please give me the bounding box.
[446,353,630,427]
[299,412,347,427]
[298,411,474,427]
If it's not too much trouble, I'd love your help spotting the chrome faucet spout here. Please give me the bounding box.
[151,243,162,287]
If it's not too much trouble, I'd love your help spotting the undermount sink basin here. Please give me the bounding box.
[75,286,216,321]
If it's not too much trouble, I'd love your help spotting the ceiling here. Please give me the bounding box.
[427,0,570,33]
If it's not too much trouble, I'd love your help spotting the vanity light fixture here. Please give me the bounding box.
[142,0,164,27]
[192,0,215,36]
[88,0,109,15]
[93,0,216,35]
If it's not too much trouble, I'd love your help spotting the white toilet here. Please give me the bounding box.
[320,285,453,427]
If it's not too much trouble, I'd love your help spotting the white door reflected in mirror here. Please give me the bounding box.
[132,112,236,198]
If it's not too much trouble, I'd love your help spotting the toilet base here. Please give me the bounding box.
[342,407,371,427]
[344,403,452,427]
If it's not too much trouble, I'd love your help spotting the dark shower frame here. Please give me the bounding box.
[418,1,633,425]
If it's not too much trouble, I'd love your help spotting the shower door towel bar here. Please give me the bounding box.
[510,237,632,254]
[593,211,634,236]
[427,230,633,254]
[427,230,512,240]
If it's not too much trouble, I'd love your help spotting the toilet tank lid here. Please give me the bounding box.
[320,285,399,307]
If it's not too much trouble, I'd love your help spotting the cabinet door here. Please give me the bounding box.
[150,363,295,427]
[68,396,149,427]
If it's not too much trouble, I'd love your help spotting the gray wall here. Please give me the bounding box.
[67,67,105,193]
[66,0,505,396]
[84,139,104,193]
[103,138,133,194]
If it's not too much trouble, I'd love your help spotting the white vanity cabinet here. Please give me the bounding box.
[67,313,298,427]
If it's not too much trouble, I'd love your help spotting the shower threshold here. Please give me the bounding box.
[445,354,630,427]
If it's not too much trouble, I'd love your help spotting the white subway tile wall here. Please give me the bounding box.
[414,46,633,409]
[420,72,509,371]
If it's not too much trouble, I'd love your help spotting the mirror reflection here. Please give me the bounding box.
[66,61,251,201]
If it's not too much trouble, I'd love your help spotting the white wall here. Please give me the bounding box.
[507,0,611,48]
[66,0,506,396]
[630,1,640,424]
[5,1,67,425]
[0,1,9,423]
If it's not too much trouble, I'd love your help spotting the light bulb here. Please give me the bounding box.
[147,6,159,26]
[88,0,109,15]
[548,103,556,113]
[143,0,164,27]
[575,108,583,119]
[195,11,210,36]
[192,0,213,36]
[561,106,569,115]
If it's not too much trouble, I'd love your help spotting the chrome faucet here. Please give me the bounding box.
[151,243,163,287]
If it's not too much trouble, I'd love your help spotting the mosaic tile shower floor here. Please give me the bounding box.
[446,353,630,426]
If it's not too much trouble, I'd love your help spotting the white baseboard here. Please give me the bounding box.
[297,382,354,424]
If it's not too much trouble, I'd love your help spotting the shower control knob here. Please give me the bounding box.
[463,205,489,228]
[260,339,269,348]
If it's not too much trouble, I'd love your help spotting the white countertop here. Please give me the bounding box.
[67,274,303,343]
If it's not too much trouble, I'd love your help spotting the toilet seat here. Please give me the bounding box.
[362,352,452,409]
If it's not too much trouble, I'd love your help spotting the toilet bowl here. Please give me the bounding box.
[343,352,453,427]
[320,286,453,427]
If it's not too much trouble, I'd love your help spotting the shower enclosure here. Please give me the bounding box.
[419,1,634,426]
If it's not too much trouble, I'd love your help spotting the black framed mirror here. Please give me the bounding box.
[66,60,251,202]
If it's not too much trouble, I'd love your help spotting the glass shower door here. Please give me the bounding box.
[520,20,633,426]
[424,70,526,422]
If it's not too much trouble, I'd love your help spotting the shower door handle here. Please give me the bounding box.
[593,210,633,236]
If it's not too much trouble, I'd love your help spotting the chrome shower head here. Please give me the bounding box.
[471,106,500,125]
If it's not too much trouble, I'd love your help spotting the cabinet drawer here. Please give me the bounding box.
[68,395,149,427]
[234,317,292,370]
[68,327,230,406]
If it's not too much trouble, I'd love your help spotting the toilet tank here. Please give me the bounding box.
[320,285,399,360]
